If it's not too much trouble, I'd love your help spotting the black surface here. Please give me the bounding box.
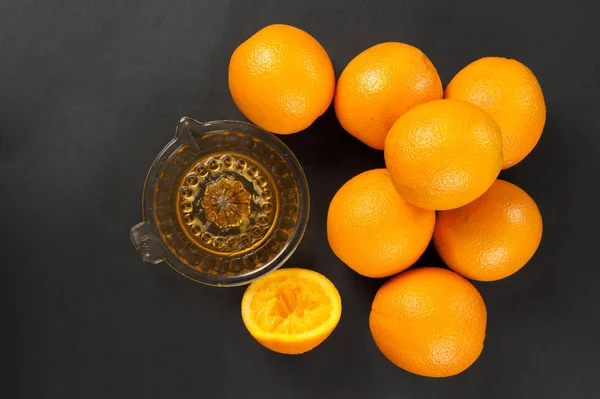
[2,1,600,398]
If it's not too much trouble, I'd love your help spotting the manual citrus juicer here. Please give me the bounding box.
[130,118,309,287]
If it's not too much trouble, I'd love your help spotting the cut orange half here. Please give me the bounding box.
[241,268,342,354]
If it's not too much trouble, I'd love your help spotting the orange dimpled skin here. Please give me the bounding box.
[327,169,435,278]
[229,24,335,134]
[334,42,443,150]
[445,57,546,169]
[370,267,487,377]
[384,99,503,210]
[434,179,543,282]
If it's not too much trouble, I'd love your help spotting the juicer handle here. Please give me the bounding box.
[130,221,167,264]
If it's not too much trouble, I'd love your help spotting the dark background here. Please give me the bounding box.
[2,0,599,398]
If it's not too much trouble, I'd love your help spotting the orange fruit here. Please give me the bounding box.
[228,24,335,134]
[384,99,503,210]
[370,267,487,377]
[445,57,546,169]
[327,169,435,278]
[433,179,543,281]
[334,42,443,150]
[241,268,341,354]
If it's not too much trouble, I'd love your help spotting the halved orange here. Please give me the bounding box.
[241,268,342,354]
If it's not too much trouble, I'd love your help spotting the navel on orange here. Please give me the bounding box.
[335,42,443,150]
[241,268,342,354]
[370,267,487,377]
[229,24,335,134]
[327,169,435,277]
[434,179,543,281]
[384,99,503,210]
[445,57,546,168]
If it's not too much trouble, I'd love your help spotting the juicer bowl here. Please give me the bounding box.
[130,117,309,287]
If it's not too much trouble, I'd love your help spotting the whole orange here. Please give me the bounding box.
[334,42,443,150]
[370,267,487,377]
[445,57,546,169]
[327,169,435,278]
[433,179,543,281]
[384,99,503,210]
[229,24,335,134]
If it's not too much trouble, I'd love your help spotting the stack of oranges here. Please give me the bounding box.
[229,24,544,377]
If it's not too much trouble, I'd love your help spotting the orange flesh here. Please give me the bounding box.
[249,277,333,334]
